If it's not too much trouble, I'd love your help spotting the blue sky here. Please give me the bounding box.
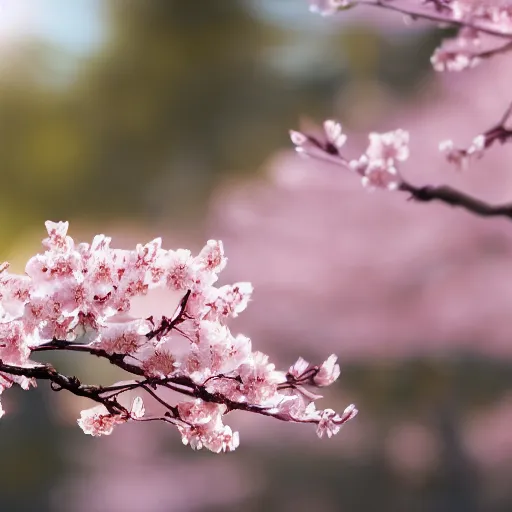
[0,0,103,54]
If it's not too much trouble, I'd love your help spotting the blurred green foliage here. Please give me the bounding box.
[0,0,439,250]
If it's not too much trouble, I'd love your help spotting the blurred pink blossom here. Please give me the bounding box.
[210,52,512,361]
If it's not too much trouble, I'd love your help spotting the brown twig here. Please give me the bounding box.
[357,0,512,40]
[482,100,512,148]
[400,181,512,219]
[33,340,145,376]
[146,289,191,341]
[0,360,128,415]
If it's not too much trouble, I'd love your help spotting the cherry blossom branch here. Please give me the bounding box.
[145,289,191,341]
[312,0,512,39]
[440,100,512,167]
[1,341,357,438]
[310,1,512,73]
[432,38,512,71]
[290,120,512,221]
[359,0,512,38]
[33,339,355,425]
[33,340,146,376]
[0,221,357,451]
[302,2,512,204]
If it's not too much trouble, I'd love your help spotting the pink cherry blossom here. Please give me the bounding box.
[92,319,151,356]
[0,221,356,453]
[130,396,145,419]
[308,0,512,76]
[238,351,284,404]
[439,134,487,169]
[141,348,179,378]
[77,404,125,437]
[177,399,223,425]
[43,221,74,252]
[366,130,410,164]
[355,158,403,191]
[324,120,348,152]
[207,282,253,318]
[291,120,407,191]
[176,399,240,453]
[78,397,145,436]
[314,354,341,387]
[288,357,311,380]
[0,321,31,365]
[316,404,358,439]
[290,120,349,165]
[196,240,227,273]
[431,47,481,71]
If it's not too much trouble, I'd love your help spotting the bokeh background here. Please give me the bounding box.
[1,1,512,511]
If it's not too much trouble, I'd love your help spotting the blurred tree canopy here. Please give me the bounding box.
[0,0,439,251]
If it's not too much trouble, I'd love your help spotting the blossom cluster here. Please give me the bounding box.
[296,2,512,185]
[439,101,512,168]
[290,97,512,190]
[0,221,356,452]
[438,135,486,169]
[290,120,408,190]
[309,0,512,73]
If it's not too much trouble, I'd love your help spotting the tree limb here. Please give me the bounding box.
[400,181,512,219]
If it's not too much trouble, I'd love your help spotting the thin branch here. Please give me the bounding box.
[357,0,512,39]
[146,289,191,341]
[134,415,183,427]
[292,116,512,221]
[477,40,512,63]
[33,340,145,376]
[435,41,512,73]
[140,383,179,416]
[482,100,512,148]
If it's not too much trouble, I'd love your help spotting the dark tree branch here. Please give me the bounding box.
[146,289,191,341]
[33,340,145,376]
[1,318,349,430]
[0,360,128,415]
[358,0,512,40]
[400,181,512,219]
[0,356,306,426]
[482,100,512,148]
[292,102,512,222]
